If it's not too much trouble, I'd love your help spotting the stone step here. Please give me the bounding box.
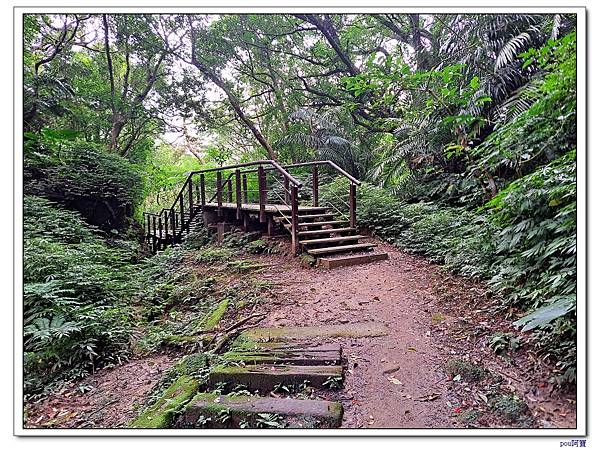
[223,344,341,366]
[209,364,343,392]
[318,252,389,269]
[176,393,343,428]
[241,322,388,342]
[307,242,377,256]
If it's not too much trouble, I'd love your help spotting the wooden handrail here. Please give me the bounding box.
[189,160,303,187]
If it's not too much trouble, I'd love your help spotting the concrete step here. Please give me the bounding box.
[208,364,343,392]
[176,393,343,428]
[223,344,341,366]
[318,252,389,269]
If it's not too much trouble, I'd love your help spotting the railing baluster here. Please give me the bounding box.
[312,164,319,207]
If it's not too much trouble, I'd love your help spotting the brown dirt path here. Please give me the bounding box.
[24,354,176,428]
[252,239,577,429]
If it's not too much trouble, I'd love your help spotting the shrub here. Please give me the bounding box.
[23,196,138,398]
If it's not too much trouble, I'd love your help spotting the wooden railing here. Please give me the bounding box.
[143,160,360,254]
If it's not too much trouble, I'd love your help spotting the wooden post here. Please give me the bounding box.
[242,174,248,203]
[200,173,206,206]
[152,215,157,253]
[158,215,163,250]
[216,171,223,217]
[258,165,266,223]
[312,164,319,207]
[226,177,233,203]
[179,195,184,233]
[290,185,299,254]
[349,183,356,228]
[284,177,290,203]
[235,169,242,220]
[163,210,169,248]
[170,210,176,244]
[195,175,200,204]
[188,178,194,215]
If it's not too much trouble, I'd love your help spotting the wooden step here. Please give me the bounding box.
[299,235,365,245]
[318,252,389,269]
[209,364,343,392]
[279,213,335,220]
[307,242,377,256]
[285,220,348,229]
[297,227,356,236]
[177,394,343,428]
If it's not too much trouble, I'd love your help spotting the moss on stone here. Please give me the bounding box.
[131,375,199,428]
[201,299,229,331]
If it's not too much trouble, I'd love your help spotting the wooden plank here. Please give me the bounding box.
[307,243,376,256]
[299,235,364,245]
[297,227,356,236]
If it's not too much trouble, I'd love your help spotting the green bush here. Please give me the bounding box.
[23,196,138,398]
[25,137,144,228]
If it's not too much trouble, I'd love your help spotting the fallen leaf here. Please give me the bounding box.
[407,347,417,352]
[388,376,403,385]
[453,374,462,382]
[415,393,441,402]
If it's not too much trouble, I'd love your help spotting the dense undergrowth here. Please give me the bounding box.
[321,34,577,384]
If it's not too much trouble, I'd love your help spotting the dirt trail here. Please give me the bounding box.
[252,240,576,429]
[24,238,576,429]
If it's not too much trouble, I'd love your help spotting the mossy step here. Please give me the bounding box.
[130,375,199,428]
[223,344,341,365]
[241,322,388,342]
[209,364,343,392]
[176,393,343,428]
